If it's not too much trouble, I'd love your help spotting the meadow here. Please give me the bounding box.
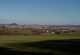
[0,33,80,45]
[0,33,80,55]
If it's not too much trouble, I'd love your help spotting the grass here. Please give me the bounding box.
[0,33,79,47]
[0,33,80,55]
[0,33,80,44]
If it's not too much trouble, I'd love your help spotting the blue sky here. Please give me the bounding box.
[0,0,80,25]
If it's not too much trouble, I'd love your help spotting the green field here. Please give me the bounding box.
[0,33,80,54]
[0,34,79,43]
[0,33,80,46]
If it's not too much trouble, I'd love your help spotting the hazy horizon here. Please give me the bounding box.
[0,0,80,25]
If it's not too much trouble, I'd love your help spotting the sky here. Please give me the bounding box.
[0,0,80,25]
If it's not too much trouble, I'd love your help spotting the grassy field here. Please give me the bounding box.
[0,34,80,44]
[0,33,79,46]
[0,33,80,55]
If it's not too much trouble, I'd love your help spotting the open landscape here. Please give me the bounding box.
[0,24,80,55]
[0,0,80,55]
[0,33,80,55]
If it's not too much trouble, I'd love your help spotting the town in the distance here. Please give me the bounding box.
[0,23,80,35]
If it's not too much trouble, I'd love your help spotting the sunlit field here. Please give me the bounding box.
[0,33,80,55]
[0,33,80,46]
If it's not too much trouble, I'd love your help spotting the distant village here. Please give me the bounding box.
[0,23,80,35]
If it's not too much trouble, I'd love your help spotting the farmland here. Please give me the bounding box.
[0,33,80,45]
[0,34,79,47]
[0,33,80,55]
